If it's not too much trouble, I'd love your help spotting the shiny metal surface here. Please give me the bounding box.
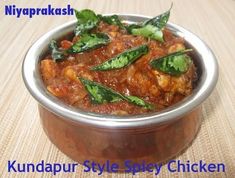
[22,14,218,128]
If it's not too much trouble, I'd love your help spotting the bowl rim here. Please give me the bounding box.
[22,14,219,128]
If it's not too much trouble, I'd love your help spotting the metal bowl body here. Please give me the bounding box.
[22,15,218,167]
[39,105,201,168]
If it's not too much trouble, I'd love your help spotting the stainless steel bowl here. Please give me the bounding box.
[22,15,218,167]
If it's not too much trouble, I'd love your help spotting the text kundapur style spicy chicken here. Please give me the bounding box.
[40,6,198,115]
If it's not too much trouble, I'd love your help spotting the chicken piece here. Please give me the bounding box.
[63,64,94,82]
[153,63,195,96]
[47,84,68,97]
[170,64,195,95]
[154,70,171,92]
[40,59,58,82]
[63,66,78,81]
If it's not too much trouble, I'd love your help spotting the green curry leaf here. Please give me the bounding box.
[67,33,110,54]
[143,3,172,29]
[125,96,154,110]
[125,24,142,33]
[150,49,193,75]
[131,25,163,42]
[80,78,123,104]
[49,40,65,61]
[74,9,100,36]
[92,45,148,71]
[80,78,154,109]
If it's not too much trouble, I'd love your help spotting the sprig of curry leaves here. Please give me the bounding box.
[80,78,154,109]
[92,45,148,71]
[125,4,172,42]
[50,6,173,64]
[150,49,193,75]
